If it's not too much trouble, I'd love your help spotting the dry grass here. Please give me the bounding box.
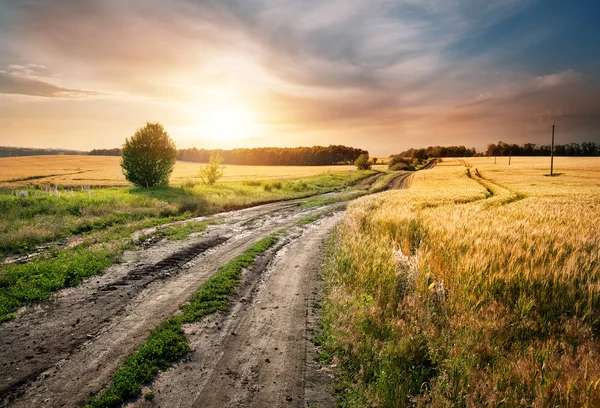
[0,155,366,187]
[323,157,600,407]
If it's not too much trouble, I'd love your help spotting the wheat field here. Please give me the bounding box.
[323,157,600,407]
[0,155,371,187]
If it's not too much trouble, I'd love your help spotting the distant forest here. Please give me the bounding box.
[485,141,600,156]
[177,146,368,165]
[392,142,600,160]
[392,145,478,159]
[87,148,121,156]
[5,141,600,163]
[89,145,368,165]
[0,146,85,157]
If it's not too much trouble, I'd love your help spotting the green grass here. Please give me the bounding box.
[297,214,321,226]
[85,319,190,407]
[86,233,280,408]
[0,247,119,322]
[161,221,209,241]
[0,171,370,257]
[179,234,279,323]
[0,216,188,322]
[0,170,371,323]
[296,203,347,226]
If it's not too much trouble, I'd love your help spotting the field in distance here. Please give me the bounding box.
[0,155,385,187]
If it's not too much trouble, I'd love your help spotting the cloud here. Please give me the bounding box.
[0,72,102,98]
[0,0,597,154]
[534,69,582,89]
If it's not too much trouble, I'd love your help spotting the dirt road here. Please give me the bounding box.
[0,171,417,408]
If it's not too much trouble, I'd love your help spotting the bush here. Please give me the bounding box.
[198,153,225,185]
[355,153,372,170]
[121,123,177,188]
[388,156,415,171]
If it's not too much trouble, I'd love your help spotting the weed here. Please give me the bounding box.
[161,221,208,241]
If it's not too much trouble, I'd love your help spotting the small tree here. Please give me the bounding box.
[198,153,225,185]
[121,123,178,187]
[355,153,372,170]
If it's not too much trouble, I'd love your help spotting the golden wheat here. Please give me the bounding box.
[324,157,600,407]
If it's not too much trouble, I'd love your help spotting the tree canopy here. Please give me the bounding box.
[121,123,178,187]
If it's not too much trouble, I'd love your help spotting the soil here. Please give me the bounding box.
[0,171,418,408]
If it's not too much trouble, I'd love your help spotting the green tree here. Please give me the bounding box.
[355,153,372,170]
[121,123,177,187]
[198,153,225,185]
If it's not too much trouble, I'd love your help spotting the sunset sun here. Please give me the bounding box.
[200,107,257,143]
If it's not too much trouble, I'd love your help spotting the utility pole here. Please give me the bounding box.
[509,149,512,166]
[550,122,556,176]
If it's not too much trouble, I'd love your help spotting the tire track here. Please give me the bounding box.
[132,214,342,408]
[1,200,342,407]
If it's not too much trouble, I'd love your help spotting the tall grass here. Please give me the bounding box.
[322,158,600,406]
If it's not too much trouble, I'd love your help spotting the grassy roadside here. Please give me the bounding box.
[0,218,212,322]
[0,171,371,323]
[320,158,600,406]
[0,171,371,256]
[86,233,280,407]
[301,171,400,208]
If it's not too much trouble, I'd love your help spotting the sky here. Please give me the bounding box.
[0,0,599,156]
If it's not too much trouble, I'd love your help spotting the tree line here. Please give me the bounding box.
[177,145,368,165]
[88,148,122,156]
[89,145,367,165]
[486,141,600,156]
[0,146,85,157]
[391,145,477,160]
[390,141,600,162]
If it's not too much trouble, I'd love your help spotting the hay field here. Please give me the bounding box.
[0,155,365,187]
[322,156,600,406]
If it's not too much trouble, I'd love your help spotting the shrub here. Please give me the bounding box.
[198,153,225,185]
[121,123,177,188]
[355,153,372,170]
[388,156,415,171]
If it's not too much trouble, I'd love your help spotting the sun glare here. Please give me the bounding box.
[201,107,257,143]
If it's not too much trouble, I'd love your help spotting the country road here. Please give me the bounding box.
[0,170,417,408]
